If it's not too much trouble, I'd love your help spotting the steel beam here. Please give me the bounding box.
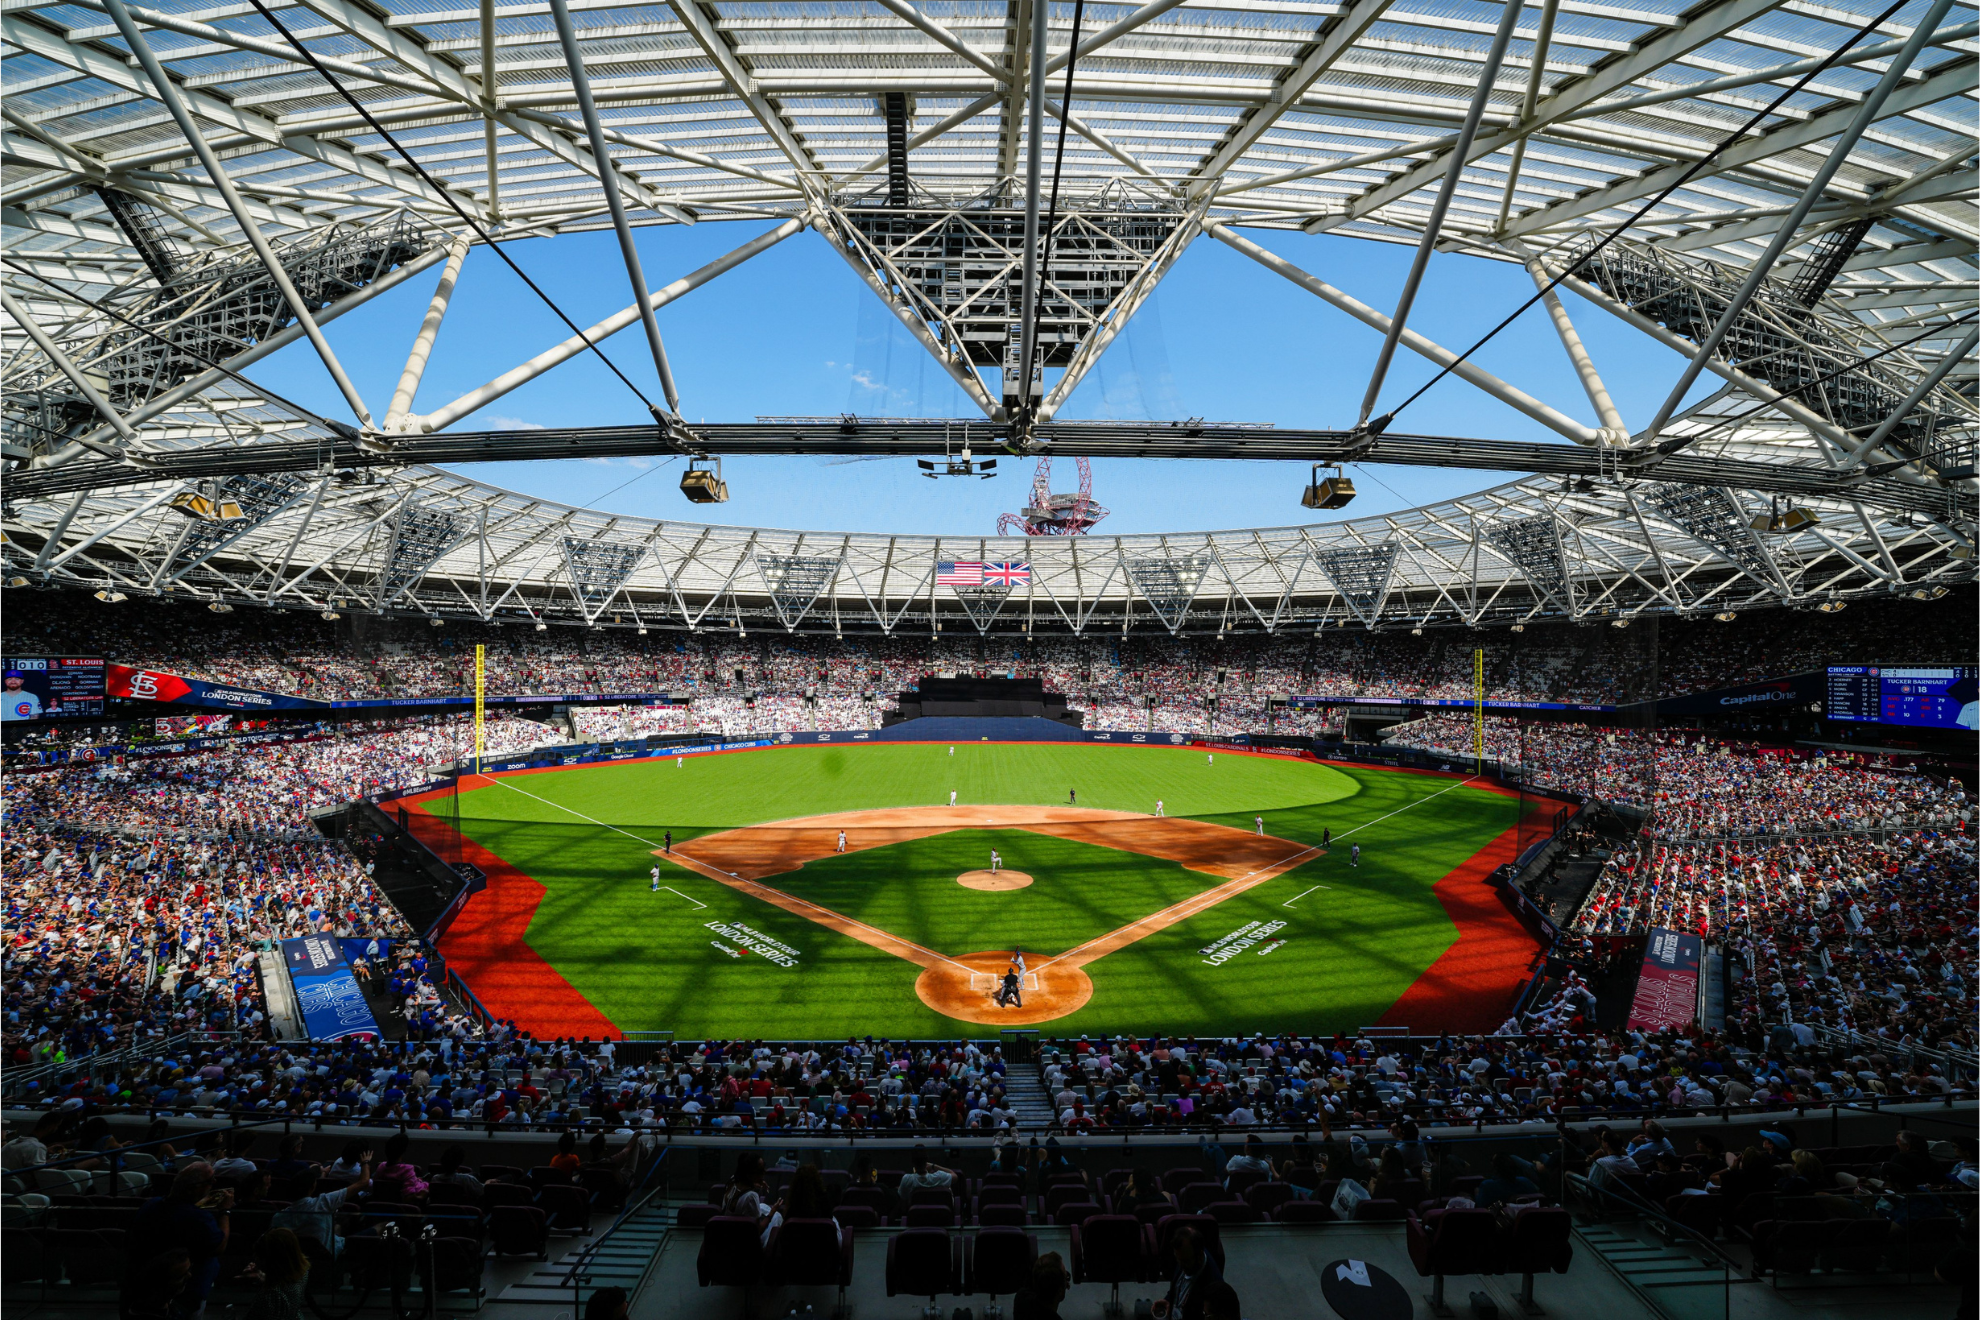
[1640,0,1958,443]
[383,234,471,433]
[548,0,682,411]
[406,218,803,432]
[101,0,375,427]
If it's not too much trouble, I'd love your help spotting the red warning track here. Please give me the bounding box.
[399,796,617,1038]
[1375,817,1540,1034]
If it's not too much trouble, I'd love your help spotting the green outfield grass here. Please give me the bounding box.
[436,743,1523,1037]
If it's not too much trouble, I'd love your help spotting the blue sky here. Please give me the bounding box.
[248,218,1712,536]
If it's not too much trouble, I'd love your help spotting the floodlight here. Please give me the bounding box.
[1410,627,1423,636]
[636,627,649,636]
[167,489,245,522]
[535,621,548,632]
[1714,611,1738,622]
[95,590,127,602]
[208,602,233,613]
[680,457,728,503]
[1910,587,1949,600]
[1510,624,1524,633]
[1301,464,1355,510]
[1815,600,1847,614]
[5,576,27,588]
[429,617,444,627]
[321,611,341,621]
[1611,618,1629,628]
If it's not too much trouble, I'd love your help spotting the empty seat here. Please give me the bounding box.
[696,1215,767,1290]
[1276,1200,1336,1225]
[1052,1200,1105,1228]
[903,1204,956,1229]
[1177,1182,1225,1215]
[1497,1206,1573,1314]
[885,1228,961,1310]
[489,1205,549,1259]
[1204,1201,1257,1225]
[537,1184,591,1233]
[1071,1213,1148,1313]
[1407,1209,1501,1314]
[978,1203,1028,1229]
[1245,1183,1296,1218]
[969,1226,1037,1313]
[768,1217,853,1312]
[830,1204,880,1230]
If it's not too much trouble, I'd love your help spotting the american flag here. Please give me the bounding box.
[938,560,1030,587]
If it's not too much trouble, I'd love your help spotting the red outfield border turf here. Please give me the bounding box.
[400,794,618,1037]
[398,762,1547,1038]
[1375,813,1541,1034]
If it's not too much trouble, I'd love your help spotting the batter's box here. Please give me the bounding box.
[969,972,1039,993]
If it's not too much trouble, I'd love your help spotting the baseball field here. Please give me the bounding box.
[407,742,1543,1040]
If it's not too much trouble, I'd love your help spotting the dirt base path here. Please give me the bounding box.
[658,805,1320,1024]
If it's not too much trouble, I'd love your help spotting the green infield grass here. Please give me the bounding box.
[433,742,1525,1037]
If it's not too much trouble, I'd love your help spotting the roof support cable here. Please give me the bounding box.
[1638,0,1958,445]
[1366,0,1913,438]
[239,0,672,436]
[1031,0,1088,429]
[1356,0,1526,430]
[547,0,682,414]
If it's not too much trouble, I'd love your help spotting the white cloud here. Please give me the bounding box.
[480,414,546,431]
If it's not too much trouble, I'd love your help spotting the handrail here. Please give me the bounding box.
[1563,1169,1746,1274]
[559,1146,672,1307]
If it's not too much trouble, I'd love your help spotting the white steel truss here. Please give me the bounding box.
[0,0,1973,621]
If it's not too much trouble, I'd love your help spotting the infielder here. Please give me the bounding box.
[836,830,847,853]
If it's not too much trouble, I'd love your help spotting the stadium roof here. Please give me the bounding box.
[1,0,1975,629]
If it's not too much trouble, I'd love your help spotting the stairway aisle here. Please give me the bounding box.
[1002,1068,1058,1130]
[490,1196,674,1309]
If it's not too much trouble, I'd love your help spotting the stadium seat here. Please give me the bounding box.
[1052,1199,1104,1228]
[1496,1206,1573,1313]
[1176,1182,1225,1215]
[1203,1201,1257,1225]
[968,1225,1037,1312]
[1069,1213,1147,1312]
[977,1203,1028,1229]
[830,1204,880,1230]
[884,1227,961,1313]
[768,1217,853,1311]
[1245,1183,1296,1218]
[696,1215,768,1293]
[537,1184,591,1233]
[903,1204,956,1229]
[1275,1200,1336,1225]
[483,1183,533,1209]
[673,1204,717,1230]
[489,1205,549,1259]
[1407,1209,1501,1315]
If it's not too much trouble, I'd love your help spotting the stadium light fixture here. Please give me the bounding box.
[321,611,341,621]
[1611,618,1630,629]
[1410,627,1424,636]
[1715,611,1738,622]
[1509,624,1524,633]
[1815,600,1848,614]
[429,617,444,627]
[1301,464,1356,510]
[208,602,233,613]
[1911,587,1949,600]
[535,621,548,632]
[5,576,27,588]
[94,590,127,603]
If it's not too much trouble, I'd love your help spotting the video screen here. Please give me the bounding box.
[1827,665,1977,730]
[1,655,108,721]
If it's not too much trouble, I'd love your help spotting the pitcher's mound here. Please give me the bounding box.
[957,869,1033,891]
[916,951,1092,1026]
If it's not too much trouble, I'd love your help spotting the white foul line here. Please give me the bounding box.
[1282,884,1331,907]
[663,886,708,910]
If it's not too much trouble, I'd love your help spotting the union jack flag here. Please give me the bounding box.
[937,560,1030,587]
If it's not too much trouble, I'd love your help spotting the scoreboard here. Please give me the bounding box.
[1,655,108,721]
[1827,666,1978,730]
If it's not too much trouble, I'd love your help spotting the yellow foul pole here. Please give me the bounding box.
[474,643,485,775]
[1473,647,1484,774]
